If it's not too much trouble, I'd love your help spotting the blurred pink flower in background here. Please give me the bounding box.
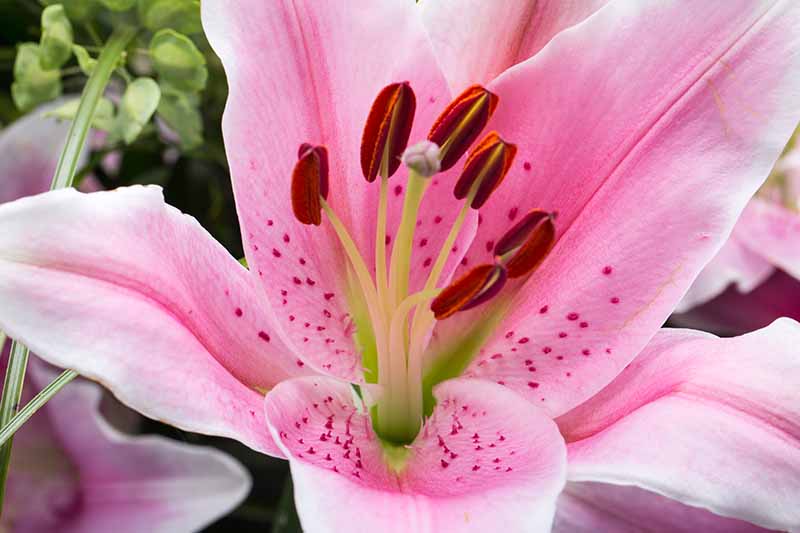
[0,1,799,532]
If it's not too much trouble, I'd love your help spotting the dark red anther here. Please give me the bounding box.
[453,131,516,209]
[291,144,329,226]
[494,209,556,278]
[360,82,416,182]
[431,263,507,319]
[428,85,499,172]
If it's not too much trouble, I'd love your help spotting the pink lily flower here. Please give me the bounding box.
[0,1,799,531]
[675,142,800,333]
[0,104,251,532]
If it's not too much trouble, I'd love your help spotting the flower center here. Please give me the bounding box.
[291,83,556,444]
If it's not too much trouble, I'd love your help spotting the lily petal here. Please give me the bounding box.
[439,0,800,415]
[0,186,303,455]
[558,320,800,531]
[265,377,565,533]
[10,360,252,533]
[553,482,774,533]
[0,100,90,203]
[422,0,609,93]
[202,0,474,380]
[673,270,800,336]
[735,197,800,280]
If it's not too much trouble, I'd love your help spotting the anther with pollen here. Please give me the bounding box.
[428,85,499,171]
[495,209,556,278]
[291,144,329,226]
[454,131,517,209]
[360,81,416,182]
[431,263,508,319]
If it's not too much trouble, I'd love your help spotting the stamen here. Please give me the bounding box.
[291,144,329,226]
[495,209,556,278]
[360,82,416,182]
[431,264,508,319]
[454,131,516,209]
[428,85,498,171]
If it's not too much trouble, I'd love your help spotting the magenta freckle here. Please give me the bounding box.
[567,312,579,321]
[524,359,533,365]
[539,305,548,314]
[606,348,612,354]
[423,257,432,267]
[602,265,613,275]
[528,366,537,372]
[283,233,290,243]
[394,185,403,196]
[258,331,271,342]
[289,315,296,321]
[303,337,309,342]
[317,326,326,331]
[440,459,450,468]
[292,276,302,285]
[272,248,281,258]
[528,382,540,389]
[267,219,274,226]
[542,346,552,354]
[419,238,428,247]
[252,244,259,251]
[306,277,316,286]
[518,337,530,344]
[505,331,514,339]
[566,372,572,377]
[508,207,518,221]
[299,258,306,265]
[523,161,531,171]
[472,465,480,471]
[485,240,494,252]
[235,307,243,317]
[451,244,458,253]
[323,309,332,318]
[579,321,589,328]
[582,349,591,356]
[496,380,505,385]
[280,289,288,296]
[324,292,335,300]
[557,355,564,360]
[490,353,502,360]
[558,331,568,338]
[611,296,620,304]
[385,234,391,245]
[434,215,443,224]
[461,257,468,266]
[296,359,304,367]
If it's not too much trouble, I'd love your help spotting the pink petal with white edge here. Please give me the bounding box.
[675,223,774,312]
[422,0,609,93]
[558,320,800,531]
[435,0,800,415]
[0,186,306,455]
[0,100,90,204]
[12,360,251,533]
[202,0,476,380]
[265,377,566,533]
[553,482,775,533]
[735,197,800,279]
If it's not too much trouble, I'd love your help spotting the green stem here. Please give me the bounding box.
[0,370,78,448]
[0,25,137,516]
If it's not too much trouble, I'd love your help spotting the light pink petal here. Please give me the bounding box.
[673,270,800,335]
[735,197,800,279]
[553,482,774,533]
[558,320,800,531]
[422,0,609,93]
[0,186,305,455]
[202,0,475,380]
[265,377,566,532]
[436,0,800,415]
[0,100,90,203]
[675,225,774,312]
[23,363,251,533]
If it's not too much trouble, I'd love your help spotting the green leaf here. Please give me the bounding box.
[98,0,136,11]
[43,0,97,21]
[47,96,115,131]
[72,45,97,75]
[110,77,160,144]
[40,5,74,70]
[11,43,62,111]
[137,0,201,34]
[157,90,203,150]
[149,29,207,92]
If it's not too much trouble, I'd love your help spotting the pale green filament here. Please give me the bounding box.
[375,174,390,314]
[387,170,428,309]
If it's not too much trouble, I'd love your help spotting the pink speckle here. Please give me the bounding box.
[258,331,271,342]
[610,296,620,304]
[579,321,589,328]
[267,219,274,226]
[419,238,428,247]
[602,265,613,275]
[567,312,579,321]
[558,332,568,338]
[299,258,307,265]
[394,185,403,196]
[527,382,540,389]
[324,292,335,300]
[518,337,530,344]
[523,161,532,171]
[434,216,443,224]
[505,331,514,339]
[490,353,503,360]
[272,248,282,258]
[423,257,432,267]
[385,235,391,245]
[539,305,548,314]
[582,348,591,356]
[292,276,302,285]
[542,346,552,354]
[235,307,243,317]
[283,233,290,243]
[440,459,450,468]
